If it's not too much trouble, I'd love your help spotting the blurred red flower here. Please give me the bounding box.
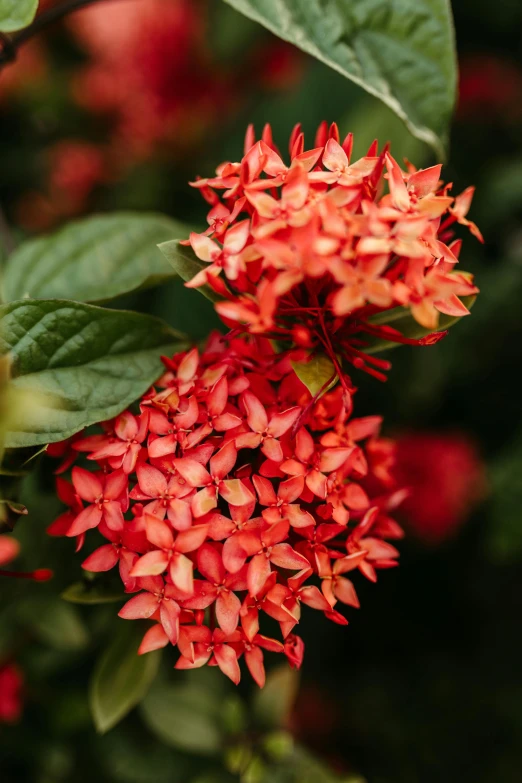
[0,664,24,723]
[394,432,486,544]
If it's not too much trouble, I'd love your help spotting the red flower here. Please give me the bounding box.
[394,432,486,544]
[49,333,403,685]
[183,122,481,395]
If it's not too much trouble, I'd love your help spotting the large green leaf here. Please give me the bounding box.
[90,621,161,734]
[140,677,224,755]
[17,596,89,651]
[2,213,188,304]
[362,296,476,354]
[0,299,186,448]
[223,0,456,157]
[158,239,222,303]
[0,0,38,32]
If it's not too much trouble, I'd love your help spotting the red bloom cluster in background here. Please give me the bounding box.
[185,122,482,394]
[49,334,403,686]
[69,0,230,160]
[0,663,24,723]
[394,432,486,544]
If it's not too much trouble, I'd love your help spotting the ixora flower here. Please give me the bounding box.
[49,334,404,686]
[183,122,482,394]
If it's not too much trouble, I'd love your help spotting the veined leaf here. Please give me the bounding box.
[158,239,223,303]
[292,354,337,396]
[2,213,188,304]
[0,299,186,447]
[90,621,161,734]
[223,0,457,157]
[0,0,38,32]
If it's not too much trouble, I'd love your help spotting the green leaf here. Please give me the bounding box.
[292,354,336,397]
[362,296,477,354]
[61,578,124,605]
[0,299,186,448]
[2,213,188,304]
[90,621,161,734]
[158,239,222,303]
[0,0,38,32]
[140,678,224,755]
[17,597,89,651]
[253,664,299,729]
[222,0,456,157]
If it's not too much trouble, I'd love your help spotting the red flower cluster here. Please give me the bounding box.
[185,122,482,389]
[49,335,403,686]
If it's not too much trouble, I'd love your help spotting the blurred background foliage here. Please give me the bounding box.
[1,0,522,781]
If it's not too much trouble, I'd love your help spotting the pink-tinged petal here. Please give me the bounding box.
[306,470,327,499]
[247,553,271,597]
[346,416,382,441]
[138,624,169,654]
[72,467,102,502]
[333,551,368,574]
[81,544,118,572]
[118,591,158,619]
[334,577,360,607]
[235,432,262,450]
[176,524,208,554]
[278,475,305,503]
[208,514,235,540]
[279,458,307,477]
[319,448,354,473]
[245,646,265,688]
[263,520,290,547]
[174,458,211,487]
[122,442,141,474]
[261,437,283,463]
[169,553,194,595]
[407,164,442,197]
[160,600,180,644]
[343,483,369,510]
[299,585,331,611]
[114,411,138,441]
[213,412,242,431]
[131,550,169,577]
[175,648,211,670]
[270,543,310,571]
[182,580,218,610]
[145,515,174,550]
[189,232,220,262]
[214,643,241,685]
[286,505,315,529]
[177,347,199,383]
[241,391,268,433]
[197,543,225,584]
[66,505,102,536]
[385,153,410,211]
[241,605,259,642]
[252,474,277,506]
[219,479,254,507]
[295,427,315,462]
[136,463,167,498]
[191,486,218,518]
[167,498,192,531]
[323,138,348,172]
[148,433,177,459]
[207,376,228,417]
[223,531,259,573]
[102,501,124,532]
[283,164,309,210]
[268,407,301,438]
[321,578,336,607]
[223,219,250,254]
[210,441,237,480]
[216,590,241,635]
